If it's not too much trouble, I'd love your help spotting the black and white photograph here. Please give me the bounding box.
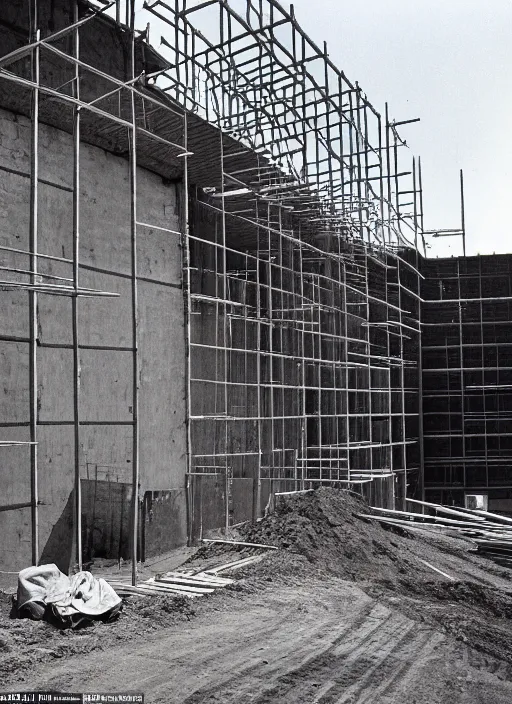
[0,0,511,701]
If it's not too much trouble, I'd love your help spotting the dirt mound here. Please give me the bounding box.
[188,488,502,589]
[366,577,512,667]
[396,579,512,618]
[7,488,512,697]
[238,487,416,581]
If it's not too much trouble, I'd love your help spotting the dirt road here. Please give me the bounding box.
[13,577,512,704]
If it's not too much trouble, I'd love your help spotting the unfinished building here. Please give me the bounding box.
[0,0,509,581]
[421,255,512,508]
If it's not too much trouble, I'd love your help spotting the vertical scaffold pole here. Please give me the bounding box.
[29,6,40,567]
[129,0,140,586]
[460,169,466,257]
[183,114,193,543]
[72,0,82,571]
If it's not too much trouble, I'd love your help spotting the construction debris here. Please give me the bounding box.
[201,539,279,550]
[356,497,512,570]
[107,555,266,598]
[4,487,512,701]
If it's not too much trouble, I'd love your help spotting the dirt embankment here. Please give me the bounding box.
[190,488,482,584]
[243,488,416,579]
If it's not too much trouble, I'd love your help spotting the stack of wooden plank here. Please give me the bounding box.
[107,553,266,598]
[358,497,512,569]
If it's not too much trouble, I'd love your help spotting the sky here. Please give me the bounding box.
[280,0,512,257]
[132,0,512,258]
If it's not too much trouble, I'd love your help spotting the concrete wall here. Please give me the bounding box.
[0,106,187,571]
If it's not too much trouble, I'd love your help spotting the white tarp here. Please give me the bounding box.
[17,564,122,621]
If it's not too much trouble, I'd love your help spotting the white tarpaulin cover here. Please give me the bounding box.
[17,564,122,621]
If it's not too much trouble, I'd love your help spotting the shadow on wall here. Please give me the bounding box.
[39,479,131,572]
[81,479,131,563]
[39,490,74,573]
[40,482,189,569]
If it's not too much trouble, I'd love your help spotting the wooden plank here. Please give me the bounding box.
[275,489,314,496]
[145,578,214,594]
[110,585,149,597]
[109,580,211,596]
[201,538,278,550]
[134,585,200,598]
[357,514,478,534]
[162,571,234,585]
[189,573,234,584]
[416,558,456,582]
[406,498,486,522]
[206,554,266,573]
[109,582,199,598]
[370,507,489,528]
[154,576,231,588]
[473,509,512,525]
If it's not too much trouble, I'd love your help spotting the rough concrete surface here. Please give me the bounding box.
[0,105,187,571]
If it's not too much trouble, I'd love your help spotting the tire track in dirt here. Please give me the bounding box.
[328,627,443,703]
[179,602,429,704]
[352,631,446,704]
[18,582,372,701]
[241,604,416,704]
[148,597,371,700]
[179,598,379,704]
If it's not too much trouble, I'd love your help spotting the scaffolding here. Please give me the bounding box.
[0,0,437,582]
[141,0,426,532]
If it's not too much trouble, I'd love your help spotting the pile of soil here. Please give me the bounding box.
[190,488,491,588]
[238,487,418,581]
[397,579,512,617]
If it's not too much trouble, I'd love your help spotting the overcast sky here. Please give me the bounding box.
[135,0,512,258]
